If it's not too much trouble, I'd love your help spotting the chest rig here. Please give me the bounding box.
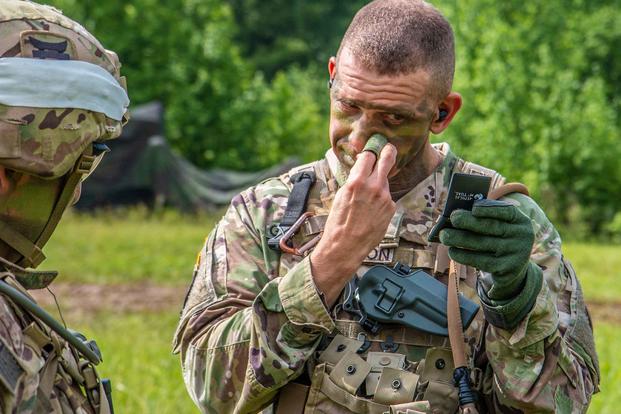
[0,263,113,414]
[268,157,524,414]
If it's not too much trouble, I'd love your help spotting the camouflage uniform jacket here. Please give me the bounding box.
[174,143,599,413]
[0,270,110,414]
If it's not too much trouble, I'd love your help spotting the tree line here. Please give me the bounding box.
[49,0,621,236]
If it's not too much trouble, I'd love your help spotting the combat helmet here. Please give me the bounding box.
[0,0,129,269]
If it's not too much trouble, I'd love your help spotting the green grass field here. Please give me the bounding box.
[43,208,217,285]
[39,210,620,413]
[564,243,621,302]
[591,323,621,414]
[65,311,195,413]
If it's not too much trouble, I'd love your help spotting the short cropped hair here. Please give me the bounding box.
[337,0,455,100]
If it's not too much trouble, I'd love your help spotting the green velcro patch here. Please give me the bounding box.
[0,342,24,395]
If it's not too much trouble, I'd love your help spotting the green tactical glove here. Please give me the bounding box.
[439,199,543,329]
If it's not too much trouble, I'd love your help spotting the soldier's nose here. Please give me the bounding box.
[349,134,369,155]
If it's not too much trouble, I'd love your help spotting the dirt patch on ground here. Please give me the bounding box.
[30,282,187,314]
[585,299,621,326]
[30,282,621,325]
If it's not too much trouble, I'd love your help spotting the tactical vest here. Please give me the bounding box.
[0,270,111,414]
[270,152,507,414]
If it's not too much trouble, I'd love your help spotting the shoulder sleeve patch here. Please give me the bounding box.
[0,342,24,395]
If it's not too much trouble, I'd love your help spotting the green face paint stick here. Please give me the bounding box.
[362,133,388,159]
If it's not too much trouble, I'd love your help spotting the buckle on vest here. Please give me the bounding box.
[267,224,287,251]
[277,212,322,256]
[74,154,97,175]
[470,366,484,392]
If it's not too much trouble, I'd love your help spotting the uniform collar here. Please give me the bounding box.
[396,143,458,245]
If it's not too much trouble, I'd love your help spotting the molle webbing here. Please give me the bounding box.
[334,320,450,349]
[281,171,316,227]
[277,359,432,414]
[297,214,446,273]
[0,278,101,364]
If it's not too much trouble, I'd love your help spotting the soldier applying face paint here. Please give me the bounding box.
[174,1,598,413]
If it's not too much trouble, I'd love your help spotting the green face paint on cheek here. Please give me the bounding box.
[390,128,426,171]
[0,174,62,241]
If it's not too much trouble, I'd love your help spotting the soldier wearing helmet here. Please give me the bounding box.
[0,0,128,412]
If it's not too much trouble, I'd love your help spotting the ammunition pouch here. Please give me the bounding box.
[275,337,462,414]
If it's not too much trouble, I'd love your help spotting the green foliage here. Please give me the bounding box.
[590,323,621,413]
[226,0,366,76]
[563,242,621,302]
[217,66,328,169]
[47,0,621,233]
[438,1,621,231]
[604,212,621,242]
[48,0,328,171]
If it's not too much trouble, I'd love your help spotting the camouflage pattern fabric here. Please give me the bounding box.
[0,272,109,414]
[0,1,126,180]
[0,1,125,412]
[174,143,599,413]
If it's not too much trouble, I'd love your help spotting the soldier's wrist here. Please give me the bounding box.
[309,245,360,280]
[309,251,357,308]
[484,261,530,301]
[476,261,543,330]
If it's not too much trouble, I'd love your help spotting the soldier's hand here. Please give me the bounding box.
[310,143,397,306]
[439,199,535,300]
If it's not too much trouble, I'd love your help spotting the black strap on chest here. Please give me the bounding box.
[268,171,316,251]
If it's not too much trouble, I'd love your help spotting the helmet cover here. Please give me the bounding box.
[0,0,128,179]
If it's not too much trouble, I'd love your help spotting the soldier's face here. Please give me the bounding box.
[0,167,62,262]
[328,50,438,178]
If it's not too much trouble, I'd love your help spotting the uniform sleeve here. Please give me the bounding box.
[173,184,335,414]
[483,193,599,413]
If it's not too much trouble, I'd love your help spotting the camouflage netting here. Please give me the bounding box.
[76,102,299,211]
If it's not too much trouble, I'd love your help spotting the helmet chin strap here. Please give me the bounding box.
[0,147,98,269]
[0,220,46,267]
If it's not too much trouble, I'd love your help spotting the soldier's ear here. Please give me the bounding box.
[328,57,337,87]
[430,92,462,134]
